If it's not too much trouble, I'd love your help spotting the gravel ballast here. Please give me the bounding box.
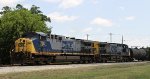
[0,62,148,74]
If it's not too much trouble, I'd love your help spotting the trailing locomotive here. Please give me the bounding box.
[99,43,132,62]
[12,32,147,65]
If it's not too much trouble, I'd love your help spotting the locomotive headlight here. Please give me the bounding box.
[20,39,22,42]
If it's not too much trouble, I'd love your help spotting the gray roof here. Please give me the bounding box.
[36,32,47,36]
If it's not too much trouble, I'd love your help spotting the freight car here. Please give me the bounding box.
[129,48,147,61]
[11,32,146,65]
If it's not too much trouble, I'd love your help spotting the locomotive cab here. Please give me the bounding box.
[15,38,36,53]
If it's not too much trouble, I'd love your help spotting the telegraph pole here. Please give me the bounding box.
[109,33,122,43]
[109,33,112,43]
[86,34,89,40]
[122,35,123,44]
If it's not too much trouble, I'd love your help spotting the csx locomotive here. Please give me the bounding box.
[12,32,146,65]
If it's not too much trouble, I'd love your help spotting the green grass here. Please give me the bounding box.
[0,63,150,79]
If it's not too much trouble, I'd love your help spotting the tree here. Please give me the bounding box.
[0,4,51,64]
[0,6,11,14]
[30,5,51,22]
[16,4,24,10]
[146,47,150,60]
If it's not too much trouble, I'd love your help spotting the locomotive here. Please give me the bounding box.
[13,32,99,64]
[99,42,132,62]
[11,32,146,65]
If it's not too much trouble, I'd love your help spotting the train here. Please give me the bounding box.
[11,32,148,65]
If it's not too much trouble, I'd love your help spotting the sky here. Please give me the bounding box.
[0,0,150,47]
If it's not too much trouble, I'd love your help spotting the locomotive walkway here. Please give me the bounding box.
[0,61,149,74]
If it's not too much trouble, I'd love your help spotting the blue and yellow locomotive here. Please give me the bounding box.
[13,32,100,64]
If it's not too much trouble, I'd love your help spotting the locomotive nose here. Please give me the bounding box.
[15,38,27,52]
[15,38,36,53]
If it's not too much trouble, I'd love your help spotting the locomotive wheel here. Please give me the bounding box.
[43,61,49,65]
[77,61,80,64]
[85,60,88,64]
[35,61,40,65]
[80,60,84,64]
[71,61,75,64]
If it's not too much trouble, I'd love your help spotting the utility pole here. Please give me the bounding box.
[122,35,123,44]
[109,33,122,43]
[109,33,112,43]
[86,34,89,40]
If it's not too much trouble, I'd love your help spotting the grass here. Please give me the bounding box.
[0,63,150,79]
